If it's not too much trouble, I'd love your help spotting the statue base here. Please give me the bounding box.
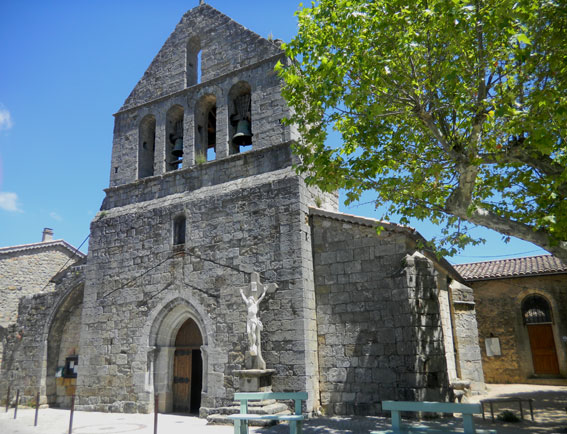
[233,369,276,393]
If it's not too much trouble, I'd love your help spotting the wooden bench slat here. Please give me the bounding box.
[228,414,304,421]
[382,400,482,414]
[234,392,308,401]
[371,430,497,434]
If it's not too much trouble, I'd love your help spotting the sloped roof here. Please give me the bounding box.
[309,207,463,282]
[454,255,567,281]
[0,239,86,259]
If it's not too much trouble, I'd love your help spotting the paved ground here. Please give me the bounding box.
[1,384,566,434]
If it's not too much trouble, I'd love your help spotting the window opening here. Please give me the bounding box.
[174,215,186,246]
[186,37,201,87]
[197,50,202,83]
[522,294,552,324]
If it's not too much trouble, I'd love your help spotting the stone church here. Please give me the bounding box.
[0,3,484,417]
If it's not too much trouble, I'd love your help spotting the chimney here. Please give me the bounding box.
[42,228,54,242]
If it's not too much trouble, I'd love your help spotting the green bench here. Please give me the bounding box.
[372,401,497,434]
[227,392,307,434]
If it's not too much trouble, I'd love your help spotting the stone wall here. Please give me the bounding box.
[469,274,567,383]
[0,266,84,408]
[0,244,76,328]
[311,211,450,415]
[77,161,336,413]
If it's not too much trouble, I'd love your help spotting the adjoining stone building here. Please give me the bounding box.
[0,229,85,407]
[0,3,484,417]
[455,255,567,385]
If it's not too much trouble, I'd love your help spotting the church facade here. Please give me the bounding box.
[0,4,484,417]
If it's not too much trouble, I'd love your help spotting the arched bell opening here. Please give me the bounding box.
[172,318,203,413]
[228,81,253,155]
[166,105,184,171]
[521,294,560,375]
[138,114,156,178]
[194,94,217,162]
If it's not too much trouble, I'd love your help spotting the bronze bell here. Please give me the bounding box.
[172,137,184,157]
[232,119,253,147]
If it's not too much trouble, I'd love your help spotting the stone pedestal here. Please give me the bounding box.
[233,369,276,393]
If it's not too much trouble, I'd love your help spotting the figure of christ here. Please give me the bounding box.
[240,284,267,357]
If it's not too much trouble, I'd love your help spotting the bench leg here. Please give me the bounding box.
[297,419,303,434]
[519,400,524,420]
[290,420,297,434]
[234,419,248,434]
[463,414,475,434]
[391,410,402,432]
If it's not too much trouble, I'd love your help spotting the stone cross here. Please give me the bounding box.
[239,272,277,370]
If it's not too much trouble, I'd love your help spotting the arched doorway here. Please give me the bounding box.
[172,318,202,413]
[522,294,560,375]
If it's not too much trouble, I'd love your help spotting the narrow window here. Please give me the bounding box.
[228,82,253,155]
[138,115,156,178]
[187,37,201,87]
[173,215,186,246]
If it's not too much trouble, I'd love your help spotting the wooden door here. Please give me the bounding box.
[173,349,192,412]
[527,324,560,375]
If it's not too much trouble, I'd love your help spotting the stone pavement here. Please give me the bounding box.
[1,384,566,434]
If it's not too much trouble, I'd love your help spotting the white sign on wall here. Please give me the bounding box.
[485,337,501,357]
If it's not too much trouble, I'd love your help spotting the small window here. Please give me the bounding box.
[187,36,201,86]
[63,355,79,378]
[522,294,552,324]
[174,216,186,245]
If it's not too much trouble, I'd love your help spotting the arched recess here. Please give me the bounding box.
[149,298,208,414]
[228,81,253,155]
[186,36,201,87]
[521,294,560,375]
[46,284,84,408]
[166,105,184,171]
[194,94,217,161]
[139,114,156,178]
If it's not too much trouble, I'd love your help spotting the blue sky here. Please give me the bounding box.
[0,0,547,264]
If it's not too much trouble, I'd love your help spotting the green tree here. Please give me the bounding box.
[278,0,567,261]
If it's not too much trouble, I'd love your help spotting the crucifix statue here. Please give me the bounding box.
[239,272,277,370]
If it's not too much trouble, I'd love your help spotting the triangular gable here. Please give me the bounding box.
[120,3,283,112]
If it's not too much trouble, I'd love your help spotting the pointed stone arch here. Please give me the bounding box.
[148,297,210,413]
[45,283,84,408]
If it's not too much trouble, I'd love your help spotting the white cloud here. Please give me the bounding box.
[0,106,13,131]
[0,192,22,212]
[49,211,63,221]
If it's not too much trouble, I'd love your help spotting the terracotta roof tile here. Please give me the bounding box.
[454,255,567,281]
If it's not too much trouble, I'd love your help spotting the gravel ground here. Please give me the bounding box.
[1,384,566,434]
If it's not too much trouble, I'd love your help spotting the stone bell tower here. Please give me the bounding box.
[77,3,337,414]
